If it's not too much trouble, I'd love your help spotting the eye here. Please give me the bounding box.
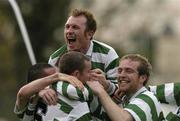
[72,25,79,30]
[125,68,136,74]
[118,68,122,73]
[65,24,69,29]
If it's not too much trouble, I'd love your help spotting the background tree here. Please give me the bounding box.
[0,0,71,120]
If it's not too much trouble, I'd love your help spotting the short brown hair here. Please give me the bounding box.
[70,9,97,33]
[120,54,152,85]
[27,63,53,83]
[59,51,90,75]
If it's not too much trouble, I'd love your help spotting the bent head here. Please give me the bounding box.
[59,51,91,83]
[27,63,57,83]
[64,9,97,53]
[117,54,152,96]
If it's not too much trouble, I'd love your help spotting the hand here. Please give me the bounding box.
[112,89,125,104]
[55,72,84,91]
[38,88,57,105]
[90,69,110,90]
[92,68,105,75]
[86,80,104,95]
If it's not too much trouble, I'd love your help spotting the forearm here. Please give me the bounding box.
[16,73,61,108]
[148,82,180,106]
[16,72,64,111]
[19,73,59,97]
[97,89,133,121]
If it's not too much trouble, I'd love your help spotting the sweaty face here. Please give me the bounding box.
[64,16,91,53]
[117,59,144,96]
[77,60,91,84]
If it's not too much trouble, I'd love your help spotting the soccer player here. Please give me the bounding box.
[87,54,165,121]
[14,63,83,121]
[49,51,109,121]
[48,8,119,95]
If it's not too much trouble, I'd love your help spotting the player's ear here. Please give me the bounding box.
[87,30,94,40]
[72,70,80,78]
[139,75,147,85]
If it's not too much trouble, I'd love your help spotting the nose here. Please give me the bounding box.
[66,26,74,34]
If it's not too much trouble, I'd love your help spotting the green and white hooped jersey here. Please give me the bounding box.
[52,81,110,121]
[14,99,48,121]
[124,87,164,121]
[148,82,180,120]
[48,40,119,95]
[148,82,180,106]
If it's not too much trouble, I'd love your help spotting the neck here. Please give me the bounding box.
[125,88,139,98]
[126,85,144,98]
[80,40,91,54]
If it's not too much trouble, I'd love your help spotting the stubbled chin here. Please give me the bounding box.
[119,86,129,93]
[67,45,75,50]
[119,82,129,91]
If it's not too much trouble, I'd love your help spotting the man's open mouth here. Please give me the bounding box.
[68,38,76,42]
[67,35,76,43]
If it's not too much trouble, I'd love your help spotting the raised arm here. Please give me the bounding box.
[16,72,84,110]
[148,82,180,106]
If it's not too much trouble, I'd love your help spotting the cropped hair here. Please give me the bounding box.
[27,63,53,83]
[70,9,97,33]
[59,51,90,75]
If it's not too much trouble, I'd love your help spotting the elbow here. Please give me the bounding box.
[123,110,134,121]
[17,86,29,100]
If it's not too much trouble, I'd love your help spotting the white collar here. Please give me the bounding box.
[129,87,147,101]
[85,40,93,58]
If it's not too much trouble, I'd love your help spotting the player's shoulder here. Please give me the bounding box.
[50,44,67,59]
[56,81,90,100]
[92,40,116,54]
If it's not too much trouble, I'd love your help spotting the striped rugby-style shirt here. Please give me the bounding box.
[124,87,164,121]
[148,82,180,120]
[14,99,47,121]
[148,82,180,106]
[48,40,119,95]
[166,107,180,121]
[52,81,110,121]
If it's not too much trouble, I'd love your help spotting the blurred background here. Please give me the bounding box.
[0,0,179,120]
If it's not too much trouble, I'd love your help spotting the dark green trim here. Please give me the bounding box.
[57,99,73,114]
[166,112,180,121]
[76,88,84,101]
[93,41,109,54]
[51,82,58,91]
[76,113,92,121]
[105,57,119,73]
[126,104,146,121]
[174,82,180,106]
[62,82,70,99]
[91,62,105,71]
[50,44,67,59]
[156,84,168,104]
[136,94,158,121]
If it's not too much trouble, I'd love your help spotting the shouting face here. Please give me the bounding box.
[64,15,92,53]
